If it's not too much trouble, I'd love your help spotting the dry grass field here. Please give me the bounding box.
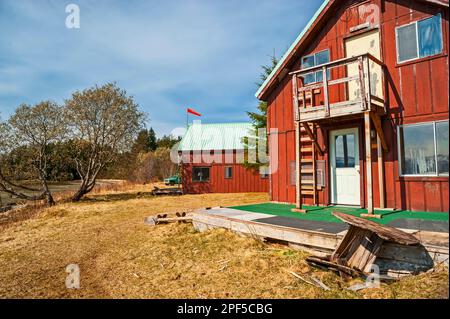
[0,183,448,299]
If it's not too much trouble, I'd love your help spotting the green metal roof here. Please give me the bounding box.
[255,0,331,99]
[178,122,254,151]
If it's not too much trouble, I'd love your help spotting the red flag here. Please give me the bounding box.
[187,108,201,116]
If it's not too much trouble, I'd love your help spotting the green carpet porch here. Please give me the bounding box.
[230,203,449,225]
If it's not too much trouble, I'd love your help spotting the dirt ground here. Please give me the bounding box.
[0,184,448,299]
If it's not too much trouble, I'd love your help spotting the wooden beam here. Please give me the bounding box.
[364,112,374,215]
[292,75,300,121]
[369,112,388,152]
[323,65,330,117]
[377,134,385,209]
[301,122,324,156]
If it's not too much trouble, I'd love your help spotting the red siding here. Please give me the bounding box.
[266,0,449,212]
[181,151,269,194]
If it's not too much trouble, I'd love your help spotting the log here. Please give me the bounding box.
[144,215,192,226]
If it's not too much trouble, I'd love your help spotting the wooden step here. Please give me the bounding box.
[301,185,321,190]
[301,147,313,152]
[301,169,314,174]
[301,158,313,163]
[301,190,315,195]
[301,180,314,185]
[300,137,311,142]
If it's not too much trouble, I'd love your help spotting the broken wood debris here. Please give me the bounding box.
[306,212,424,277]
[286,270,330,290]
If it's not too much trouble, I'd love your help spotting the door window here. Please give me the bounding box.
[335,134,356,168]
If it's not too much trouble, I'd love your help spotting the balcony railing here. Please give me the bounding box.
[290,53,386,123]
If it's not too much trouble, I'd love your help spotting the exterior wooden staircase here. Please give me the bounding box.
[299,123,317,205]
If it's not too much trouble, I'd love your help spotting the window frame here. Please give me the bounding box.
[395,14,443,64]
[192,166,211,182]
[260,165,270,179]
[301,49,330,85]
[397,120,449,177]
[225,166,233,179]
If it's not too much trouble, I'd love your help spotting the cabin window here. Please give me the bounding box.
[398,121,449,176]
[396,14,443,63]
[192,167,210,182]
[301,49,330,85]
[260,165,270,179]
[225,166,233,179]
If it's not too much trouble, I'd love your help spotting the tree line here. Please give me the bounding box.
[0,82,179,206]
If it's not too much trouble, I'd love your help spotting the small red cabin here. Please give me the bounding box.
[178,122,269,194]
[257,0,449,213]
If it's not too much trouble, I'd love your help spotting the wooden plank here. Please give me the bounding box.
[364,111,373,214]
[332,212,420,245]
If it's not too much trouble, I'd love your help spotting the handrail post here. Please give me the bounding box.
[323,65,329,117]
[364,55,372,112]
[358,57,367,111]
[292,75,299,121]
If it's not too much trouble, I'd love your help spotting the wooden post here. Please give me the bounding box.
[292,75,305,213]
[323,66,330,117]
[312,124,317,206]
[292,121,306,213]
[358,57,367,111]
[377,134,385,209]
[361,112,380,218]
[293,75,299,121]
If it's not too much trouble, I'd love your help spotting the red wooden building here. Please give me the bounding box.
[178,122,269,194]
[257,0,449,213]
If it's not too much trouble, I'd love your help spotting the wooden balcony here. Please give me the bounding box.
[290,53,386,123]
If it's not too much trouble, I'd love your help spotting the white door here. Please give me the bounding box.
[330,128,360,205]
[345,29,382,102]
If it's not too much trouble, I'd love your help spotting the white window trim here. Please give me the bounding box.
[395,14,443,64]
[397,120,449,177]
[301,49,330,85]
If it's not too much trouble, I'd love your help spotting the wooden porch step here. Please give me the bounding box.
[301,185,321,190]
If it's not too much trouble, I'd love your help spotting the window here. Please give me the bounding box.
[335,134,356,168]
[301,49,330,85]
[396,14,443,63]
[398,121,449,176]
[225,166,233,179]
[260,165,269,179]
[192,167,210,182]
[289,160,326,187]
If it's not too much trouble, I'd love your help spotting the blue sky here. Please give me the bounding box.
[0,0,322,136]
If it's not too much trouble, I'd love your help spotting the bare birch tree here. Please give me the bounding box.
[65,83,145,201]
[0,102,66,205]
